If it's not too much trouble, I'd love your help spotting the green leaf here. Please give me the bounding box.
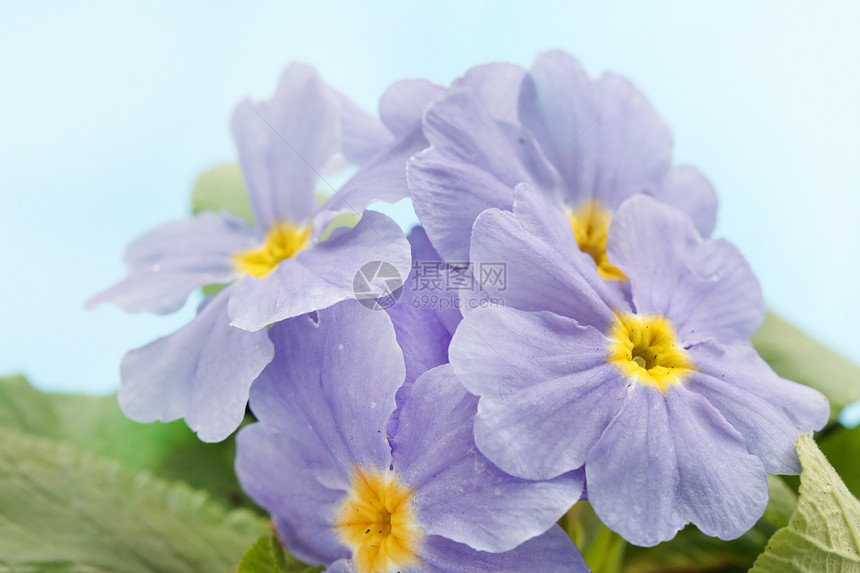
[237,534,324,573]
[819,423,860,498]
[749,433,860,572]
[0,373,63,439]
[753,312,860,421]
[0,374,258,511]
[191,163,254,225]
[0,429,267,572]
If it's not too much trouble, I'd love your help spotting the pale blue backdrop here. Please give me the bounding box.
[2,1,859,420]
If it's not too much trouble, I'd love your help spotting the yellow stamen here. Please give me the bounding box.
[334,468,423,573]
[607,313,695,394]
[232,223,311,279]
[568,200,627,282]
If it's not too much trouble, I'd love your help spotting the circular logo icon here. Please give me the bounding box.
[353,261,404,310]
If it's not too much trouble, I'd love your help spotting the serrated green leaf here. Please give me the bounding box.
[749,433,860,572]
[753,312,860,421]
[237,533,324,573]
[0,430,267,572]
[0,373,63,439]
[191,164,254,225]
[0,374,257,511]
[819,424,860,499]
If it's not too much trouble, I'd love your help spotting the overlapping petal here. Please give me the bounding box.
[227,210,411,331]
[688,340,829,474]
[86,212,254,314]
[451,307,626,480]
[231,63,341,231]
[586,385,768,546]
[236,424,350,566]
[468,206,624,326]
[419,527,588,573]
[608,195,764,343]
[248,301,403,476]
[118,289,273,442]
[451,62,526,127]
[392,365,583,552]
[236,300,586,570]
[518,50,598,202]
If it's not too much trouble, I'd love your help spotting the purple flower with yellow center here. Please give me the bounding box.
[408,49,717,278]
[87,64,411,442]
[236,301,587,572]
[449,194,829,546]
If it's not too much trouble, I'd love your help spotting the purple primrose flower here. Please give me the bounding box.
[449,194,829,546]
[236,301,588,572]
[408,50,717,278]
[87,64,411,441]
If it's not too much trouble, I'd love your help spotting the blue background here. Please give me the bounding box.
[2,1,859,420]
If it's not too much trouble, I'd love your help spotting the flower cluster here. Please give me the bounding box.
[91,51,829,570]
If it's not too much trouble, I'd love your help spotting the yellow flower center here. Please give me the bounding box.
[568,200,627,282]
[607,313,695,394]
[334,468,423,573]
[232,223,311,279]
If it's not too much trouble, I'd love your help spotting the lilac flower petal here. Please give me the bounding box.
[385,226,460,441]
[420,526,588,572]
[511,186,585,266]
[409,87,537,262]
[323,127,428,214]
[654,165,718,237]
[518,50,598,203]
[668,390,769,540]
[689,340,829,474]
[236,424,349,566]
[452,62,526,126]
[231,63,340,230]
[385,304,451,445]
[587,385,768,546]
[387,304,452,387]
[400,226,462,335]
[451,307,626,479]
[386,272,455,442]
[468,207,623,327]
[590,73,673,208]
[86,212,254,314]
[228,210,411,331]
[408,149,515,262]
[420,89,531,189]
[608,195,764,344]
[669,238,764,344]
[334,89,394,164]
[392,365,582,552]
[118,289,273,442]
[324,559,354,573]
[387,226,460,385]
[379,79,446,137]
[249,301,404,480]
